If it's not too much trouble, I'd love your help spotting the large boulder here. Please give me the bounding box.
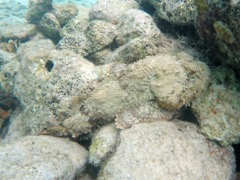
[148,0,196,25]
[58,20,117,56]
[192,66,240,146]
[0,23,37,42]
[52,3,78,26]
[89,0,139,24]
[98,120,235,179]
[26,0,53,23]
[116,9,162,46]
[39,13,61,41]
[0,135,88,179]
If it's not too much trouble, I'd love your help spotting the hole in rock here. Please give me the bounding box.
[45,60,54,72]
[176,106,199,125]
[84,163,100,179]
[233,143,240,173]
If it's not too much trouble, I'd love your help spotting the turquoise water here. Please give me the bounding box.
[0,0,97,25]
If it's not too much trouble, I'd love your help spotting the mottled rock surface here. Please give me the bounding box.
[192,66,240,146]
[26,0,53,23]
[99,120,235,180]
[110,37,159,64]
[0,135,88,179]
[52,3,78,26]
[116,9,162,46]
[39,13,61,41]
[149,0,196,25]
[0,23,37,42]
[89,0,139,23]
[89,123,119,166]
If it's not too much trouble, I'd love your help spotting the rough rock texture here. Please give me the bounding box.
[39,13,61,41]
[0,23,37,42]
[0,135,88,179]
[192,66,240,146]
[60,18,88,38]
[194,0,240,71]
[81,80,128,124]
[0,50,19,94]
[87,49,113,65]
[58,20,117,56]
[116,9,162,46]
[89,123,119,166]
[52,3,78,26]
[118,52,210,111]
[98,120,235,180]
[11,39,99,136]
[0,50,19,129]
[115,104,174,129]
[80,52,210,128]
[110,37,159,64]
[26,0,53,23]
[89,0,139,24]
[57,32,90,56]
[84,20,117,53]
[149,0,196,25]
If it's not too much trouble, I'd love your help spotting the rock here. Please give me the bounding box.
[194,0,240,71]
[0,135,88,179]
[84,20,117,53]
[13,44,99,135]
[0,50,19,94]
[118,52,210,110]
[57,32,90,56]
[110,37,159,64]
[98,120,235,180]
[0,50,19,130]
[149,0,196,25]
[115,104,174,129]
[0,23,37,42]
[80,51,210,127]
[60,18,88,38]
[62,112,92,138]
[58,20,117,56]
[81,80,128,123]
[89,123,119,166]
[26,0,53,23]
[39,13,61,41]
[87,49,113,65]
[89,0,139,24]
[116,9,162,46]
[52,3,78,26]
[192,66,240,146]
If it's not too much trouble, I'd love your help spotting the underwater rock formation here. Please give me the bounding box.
[89,123,119,166]
[194,0,240,71]
[0,23,37,42]
[116,9,162,46]
[58,20,117,56]
[39,12,61,40]
[192,65,240,146]
[89,0,139,24]
[98,120,235,180]
[0,135,88,179]
[148,0,196,25]
[26,0,53,23]
[52,3,78,26]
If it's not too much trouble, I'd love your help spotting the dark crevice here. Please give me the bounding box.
[176,106,199,125]
[233,143,240,173]
[45,60,54,72]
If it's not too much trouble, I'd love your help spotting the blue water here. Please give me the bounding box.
[0,0,97,25]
